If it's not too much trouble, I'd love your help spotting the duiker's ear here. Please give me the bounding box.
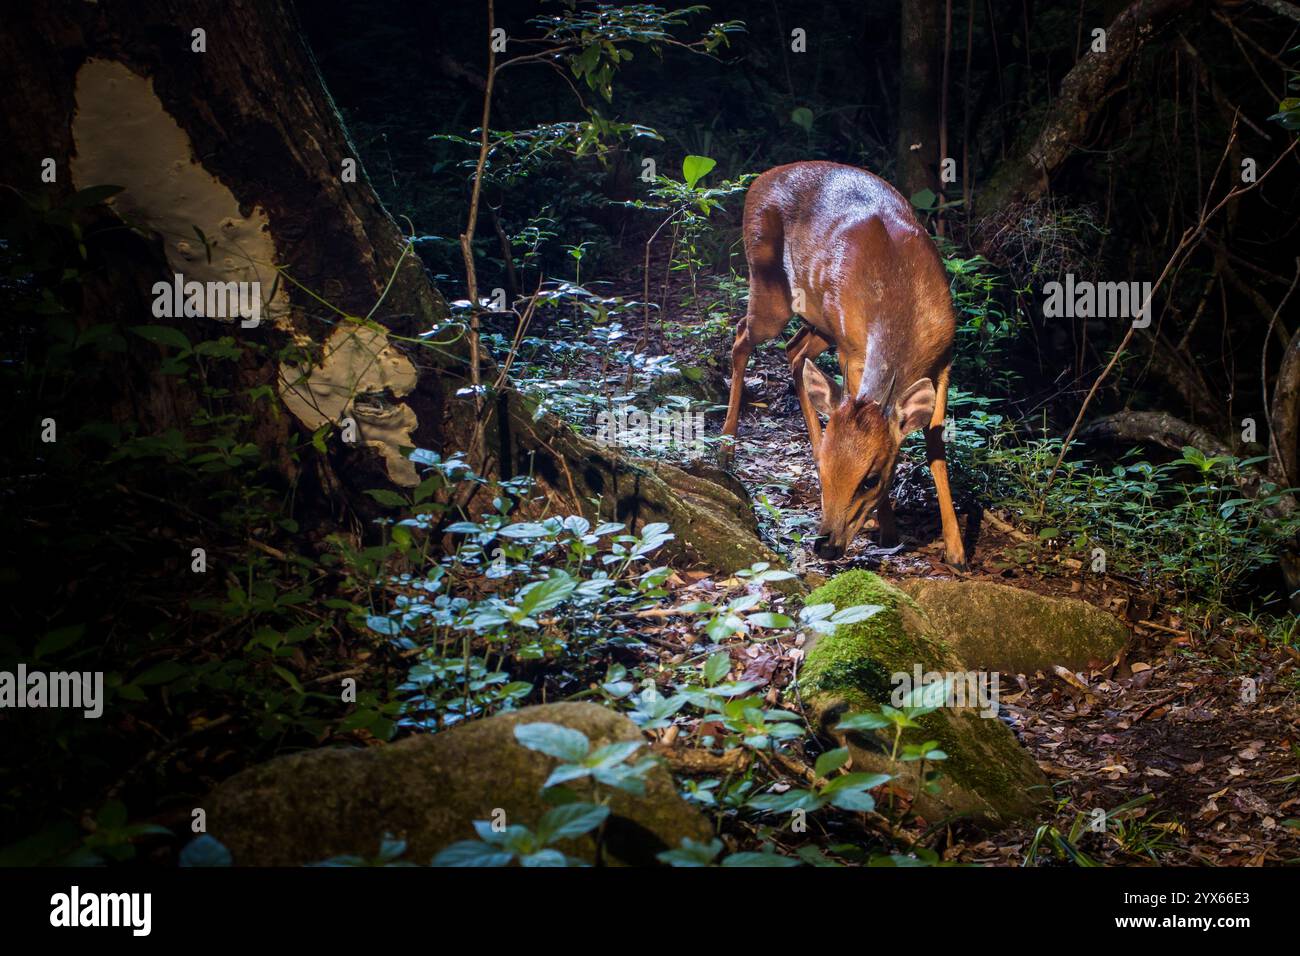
[891,378,936,435]
[802,359,841,419]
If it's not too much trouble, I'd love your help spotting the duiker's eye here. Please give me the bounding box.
[860,474,880,492]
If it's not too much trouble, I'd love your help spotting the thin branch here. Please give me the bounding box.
[460,0,499,468]
[1042,127,1297,492]
[492,276,547,393]
[1264,258,1300,490]
[1245,0,1300,25]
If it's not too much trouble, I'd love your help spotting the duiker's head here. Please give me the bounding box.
[802,359,936,560]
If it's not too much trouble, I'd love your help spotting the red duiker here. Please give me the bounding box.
[720,161,966,568]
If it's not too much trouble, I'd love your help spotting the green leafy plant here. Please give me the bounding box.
[747,748,890,814]
[432,803,610,867]
[430,721,656,867]
[657,837,801,867]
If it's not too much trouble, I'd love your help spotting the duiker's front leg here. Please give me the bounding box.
[720,316,756,460]
[875,495,898,548]
[926,365,967,569]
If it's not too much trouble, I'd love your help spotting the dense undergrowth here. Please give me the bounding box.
[5,166,1296,867]
[4,1,1298,868]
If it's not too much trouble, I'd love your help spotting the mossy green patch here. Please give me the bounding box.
[801,570,959,697]
[799,570,1048,824]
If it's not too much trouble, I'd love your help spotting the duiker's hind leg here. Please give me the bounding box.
[720,244,792,464]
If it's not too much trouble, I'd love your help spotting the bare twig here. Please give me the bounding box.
[459,0,499,469]
[1042,128,1297,493]
[491,276,546,393]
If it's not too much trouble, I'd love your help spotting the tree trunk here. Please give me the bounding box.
[0,0,782,578]
[974,0,1194,216]
[1269,324,1300,493]
[897,0,942,200]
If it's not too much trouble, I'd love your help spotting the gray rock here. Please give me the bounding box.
[897,578,1129,673]
[801,571,1049,826]
[206,702,711,866]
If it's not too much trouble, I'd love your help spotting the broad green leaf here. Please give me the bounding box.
[835,712,891,732]
[517,572,577,615]
[96,800,128,829]
[829,790,877,812]
[365,615,400,635]
[822,772,891,795]
[748,612,794,628]
[520,848,568,867]
[432,841,513,867]
[902,677,951,709]
[829,605,882,625]
[514,722,589,762]
[35,625,85,658]
[179,835,233,867]
[498,521,551,538]
[814,747,850,778]
[536,803,609,843]
[365,489,409,507]
[587,740,643,768]
[682,154,717,189]
[271,665,304,694]
[132,661,187,686]
[910,188,937,211]
[800,603,835,623]
[721,851,801,867]
[130,325,192,352]
[703,651,732,684]
[65,184,125,208]
[657,837,723,867]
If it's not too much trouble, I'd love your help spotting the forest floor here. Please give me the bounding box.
[519,259,1300,866]
[726,341,1300,865]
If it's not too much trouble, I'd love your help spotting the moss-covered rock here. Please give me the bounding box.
[801,571,1048,826]
[206,702,711,866]
[897,578,1129,673]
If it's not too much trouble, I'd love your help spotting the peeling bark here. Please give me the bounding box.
[1080,410,1236,459]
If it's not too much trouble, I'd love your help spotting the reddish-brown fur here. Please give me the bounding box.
[721,161,966,566]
